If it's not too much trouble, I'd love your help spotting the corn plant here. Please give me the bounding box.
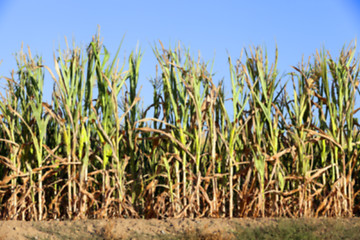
[0,33,359,220]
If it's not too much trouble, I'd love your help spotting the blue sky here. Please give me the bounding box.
[0,0,359,105]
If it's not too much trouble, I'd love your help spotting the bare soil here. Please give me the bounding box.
[1,218,360,240]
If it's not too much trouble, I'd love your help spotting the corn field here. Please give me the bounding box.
[0,33,360,220]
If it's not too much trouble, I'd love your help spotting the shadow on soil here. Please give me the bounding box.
[155,219,360,240]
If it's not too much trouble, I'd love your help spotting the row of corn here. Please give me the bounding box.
[0,34,359,220]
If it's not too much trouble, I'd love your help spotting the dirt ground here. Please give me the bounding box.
[1,217,360,240]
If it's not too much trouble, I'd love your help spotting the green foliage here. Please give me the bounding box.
[0,33,359,220]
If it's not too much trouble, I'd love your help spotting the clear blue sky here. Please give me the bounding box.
[0,0,359,105]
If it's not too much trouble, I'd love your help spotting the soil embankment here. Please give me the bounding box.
[1,218,360,240]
